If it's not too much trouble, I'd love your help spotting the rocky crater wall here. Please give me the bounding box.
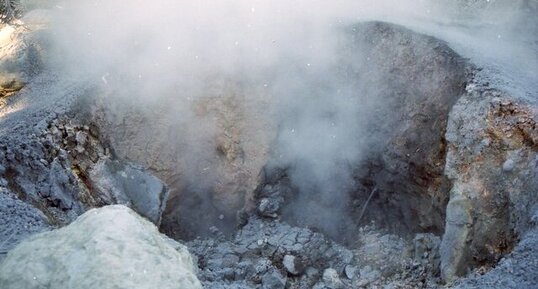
[2,14,538,286]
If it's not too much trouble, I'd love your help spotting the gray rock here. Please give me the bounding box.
[354,278,370,288]
[186,216,356,288]
[359,266,381,282]
[344,265,357,279]
[322,268,343,289]
[312,282,328,289]
[414,233,441,272]
[255,258,273,274]
[88,159,169,225]
[305,267,320,278]
[283,254,303,275]
[222,254,240,267]
[0,205,202,289]
[258,197,282,218]
[262,270,286,289]
[530,210,538,226]
[442,91,538,281]
[502,159,515,172]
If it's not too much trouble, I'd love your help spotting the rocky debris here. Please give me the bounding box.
[187,215,445,289]
[413,233,441,275]
[257,197,283,218]
[255,174,289,219]
[0,205,202,289]
[0,189,50,263]
[187,216,356,288]
[0,134,86,225]
[262,270,287,289]
[347,226,444,288]
[0,111,170,227]
[441,81,538,281]
[355,226,411,276]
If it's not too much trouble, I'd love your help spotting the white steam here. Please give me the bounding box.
[45,0,537,237]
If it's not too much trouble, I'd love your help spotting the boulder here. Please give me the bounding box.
[0,205,202,289]
[89,159,170,225]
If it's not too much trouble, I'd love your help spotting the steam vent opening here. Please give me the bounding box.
[151,22,467,243]
[90,21,482,280]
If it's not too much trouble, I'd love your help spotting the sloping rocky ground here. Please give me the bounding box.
[1,3,538,289]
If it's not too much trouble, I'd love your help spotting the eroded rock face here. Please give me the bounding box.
[0,205,202,289]
[344,22,468,234]
[0,111,170,227]
[451,216,538,288]
[441,82,538,281]
[257,21,468,240]
[92,74,275,239]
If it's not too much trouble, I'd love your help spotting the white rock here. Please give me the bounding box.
[0,205,202,289]
[323,268,343,288]
[502,159,515,172]
[283,254,302,275]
